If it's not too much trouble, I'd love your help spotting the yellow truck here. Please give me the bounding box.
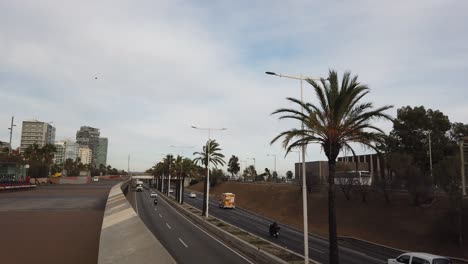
[218,193,235,209]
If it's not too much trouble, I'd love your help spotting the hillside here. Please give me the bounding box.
[188,181,468,259]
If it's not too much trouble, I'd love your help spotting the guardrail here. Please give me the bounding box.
[98,181,175,264]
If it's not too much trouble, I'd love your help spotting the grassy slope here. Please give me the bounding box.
[188,181,468,258]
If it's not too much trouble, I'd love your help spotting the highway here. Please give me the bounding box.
[181,190,397,264]
[132,187,253,264]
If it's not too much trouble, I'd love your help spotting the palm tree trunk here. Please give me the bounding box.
[202,166,208,216]
[328,158,340,264]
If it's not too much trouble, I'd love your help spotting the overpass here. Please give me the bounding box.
[131,175,154,180]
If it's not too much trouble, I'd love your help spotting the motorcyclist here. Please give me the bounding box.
[269,222,280,236]
[153,198,158,205]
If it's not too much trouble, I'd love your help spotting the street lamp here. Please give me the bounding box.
[267,154,277,172]
[423,130,433,180]
[7,116,16,154]
[266,71,322,263]
[247,157,256,168]
[191,125,227,219]
[171,145,195,204]
[415,129,433,180]
[240,160,247,179]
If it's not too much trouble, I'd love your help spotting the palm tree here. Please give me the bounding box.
[271,70,392,264]
[193,139,226,215]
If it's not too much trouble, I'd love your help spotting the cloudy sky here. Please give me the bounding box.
[1,0,467,175]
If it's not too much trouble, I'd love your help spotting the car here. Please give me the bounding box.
[92,177,99,182]
[136,184,143,192]
[189,192,196,198]
[388,252,452,264]
[150,192,158,198]
[169,189,174,193]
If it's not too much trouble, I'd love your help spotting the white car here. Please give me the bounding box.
[189,192,196,198]
[150,192,158,198]
[388,252,452,264]
[169,189,174,193]
[92,177,99,182]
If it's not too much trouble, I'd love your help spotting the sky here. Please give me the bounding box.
[1,0,467,175]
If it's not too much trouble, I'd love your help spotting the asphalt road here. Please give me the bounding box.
[133,187,253,264]
[0,180,119,264]
[182,190,396,264]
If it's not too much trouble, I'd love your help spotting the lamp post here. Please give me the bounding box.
[191,125,227,218]
[424,130,433,180]
[7,116,16,154]
[240,160,247,179]
[170,145,195,203]
[267,154,277,172]
[416,129,433,180]
[247,157,256,168]
[266,71,322,263]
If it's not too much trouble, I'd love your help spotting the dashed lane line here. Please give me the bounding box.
[178,238,189,248]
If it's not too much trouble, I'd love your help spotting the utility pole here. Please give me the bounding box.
[8,116,16,154]
[128,154,130,177]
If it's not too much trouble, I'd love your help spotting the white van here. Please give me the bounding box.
[388,252,452,264]
[136,184,143,192]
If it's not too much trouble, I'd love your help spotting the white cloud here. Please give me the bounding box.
[1,0,467,175]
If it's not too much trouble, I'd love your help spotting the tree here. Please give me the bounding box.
[272,171,278,182]
[271,70,392,264]
[264,168,272,181]
[227,155,240,177]
[433,154,464,245]
[23,144,57,179]
[286,170,293,179]
[388,106,453,178]
[193,139,226,216]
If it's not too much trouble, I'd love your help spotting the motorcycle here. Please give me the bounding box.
[153,199,158,205]
[269,224,280,238]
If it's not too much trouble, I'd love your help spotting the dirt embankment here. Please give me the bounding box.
[189,181,468,259]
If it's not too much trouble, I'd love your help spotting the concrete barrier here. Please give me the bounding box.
[159,192,290,264]
[98,182,175,264]
[29,176,91,184]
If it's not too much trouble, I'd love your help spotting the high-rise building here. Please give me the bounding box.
[20,120,56,153]
[76,126,100,165]
[54,140,79,165]
[78,147,92,165]
[96,137,108,167]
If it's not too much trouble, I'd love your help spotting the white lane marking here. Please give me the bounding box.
[159,197,254,264]
[159,213,163,218]
[166,223,172,229]
[340,246,386,263]
[309,247,325,254]
[257,226,267,232]
[178,238,189,248]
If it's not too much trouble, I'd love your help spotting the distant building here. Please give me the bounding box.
[295,155,379,188]
[76,126,100,165]
[20,120,56,153]
[54,140,79,165]
[78,147,92,165]
[337,153,385,181]
[96,137,108,167]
